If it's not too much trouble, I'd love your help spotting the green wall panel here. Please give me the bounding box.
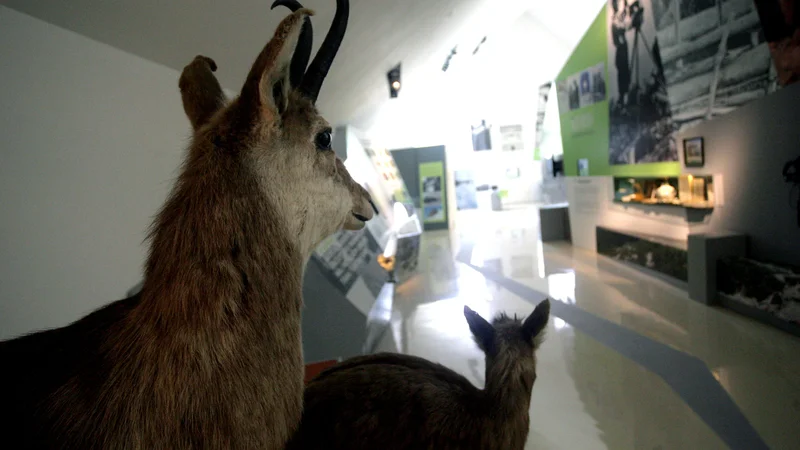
[557,5,680,178]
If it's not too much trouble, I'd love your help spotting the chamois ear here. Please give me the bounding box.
[241,9,313,121]
[179,55,227,130]
[523,299,550,347]
[464,305,495,352]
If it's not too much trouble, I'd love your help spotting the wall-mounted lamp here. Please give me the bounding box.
[387,64,401,98]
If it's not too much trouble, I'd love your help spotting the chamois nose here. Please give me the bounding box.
[352,193,375,223]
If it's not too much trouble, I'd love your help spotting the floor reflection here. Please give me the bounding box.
[378,205,800,449]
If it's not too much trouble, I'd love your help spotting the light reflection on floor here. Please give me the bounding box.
[547,271,576,305]
[376,205,800,450]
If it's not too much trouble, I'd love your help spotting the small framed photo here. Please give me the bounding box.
[577,158,589,176]
[683,137,704,167]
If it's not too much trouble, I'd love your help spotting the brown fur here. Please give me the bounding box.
[286,300,551,450]
[0,8,372,450]
[179,55,227,131]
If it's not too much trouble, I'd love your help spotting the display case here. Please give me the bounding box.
[613,175,714,210]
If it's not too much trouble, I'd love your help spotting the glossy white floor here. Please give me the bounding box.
[375,204,800,450]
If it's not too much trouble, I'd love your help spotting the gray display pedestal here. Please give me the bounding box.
[594,226,747,306]
[539,203,571,242]
[687,232,747,305]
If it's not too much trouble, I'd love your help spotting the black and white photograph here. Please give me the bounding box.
[579,69,594,107]
[607,0,677,165]
[535,83,551,153]
[591,62,607,102]
[655,0,775,134]
[454,170,478,210]
[423,175,441,194]
[754,0,800,87]
[422,176,442,204]
[556,79,570,114]
[422,175,444,221]
[568,74,581,110]
[471,120,492,151]
[561,63,607,112]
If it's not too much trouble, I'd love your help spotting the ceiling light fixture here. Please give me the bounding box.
[442,46,458,72]
[387,64,402,98]
[472,36,487,55]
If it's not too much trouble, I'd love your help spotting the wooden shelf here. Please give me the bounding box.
[613,199,714,211]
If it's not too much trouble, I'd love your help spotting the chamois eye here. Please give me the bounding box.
[315,130,332,151]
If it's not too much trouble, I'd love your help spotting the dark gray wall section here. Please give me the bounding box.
[301,257,366,363]
[391,145,449,231]
[539,205,571,242]
[679,82,800,266]
[687,233,747,305]
[391,147,420,203]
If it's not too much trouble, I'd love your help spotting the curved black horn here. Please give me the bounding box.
[299,0,349,103]
[271,0,313,88]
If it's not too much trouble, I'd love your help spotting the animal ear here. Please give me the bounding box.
[240,9,313,121]
[179,55,227,130]
[523,299,550,346]
[464,305,495,351]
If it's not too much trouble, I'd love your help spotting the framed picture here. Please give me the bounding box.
[683,137,705,167]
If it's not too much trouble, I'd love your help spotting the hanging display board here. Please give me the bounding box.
[455,169,478,210]
[470,121,492,151]
[499,125,524,151]
[419,161,446,224]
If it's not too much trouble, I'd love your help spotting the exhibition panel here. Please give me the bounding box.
[556,2,800,335]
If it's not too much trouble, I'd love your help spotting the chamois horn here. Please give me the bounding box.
[271,0,313,88]
[299,0,349,103]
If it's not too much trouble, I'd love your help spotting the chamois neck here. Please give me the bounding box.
[484,364,533,418]
[141,140,305,325]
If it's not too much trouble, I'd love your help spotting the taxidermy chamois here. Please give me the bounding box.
[0,1,372,448]
[287,299,551,450]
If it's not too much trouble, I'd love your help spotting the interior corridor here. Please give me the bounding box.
[377,206,800,450]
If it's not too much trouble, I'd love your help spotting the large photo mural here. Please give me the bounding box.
[655,0,774,134]
[607,0,678,165]
[560,1,794,174]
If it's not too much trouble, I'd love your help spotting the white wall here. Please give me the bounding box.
[566,177,690,251]
[364,10,572,210]
[0,7,190,339]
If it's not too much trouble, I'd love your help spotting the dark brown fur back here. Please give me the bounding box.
[287,302,550,450]
[0,295,140,449]
[286,353,530,450]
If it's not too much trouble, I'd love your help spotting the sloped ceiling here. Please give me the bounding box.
[1,0,604,129]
